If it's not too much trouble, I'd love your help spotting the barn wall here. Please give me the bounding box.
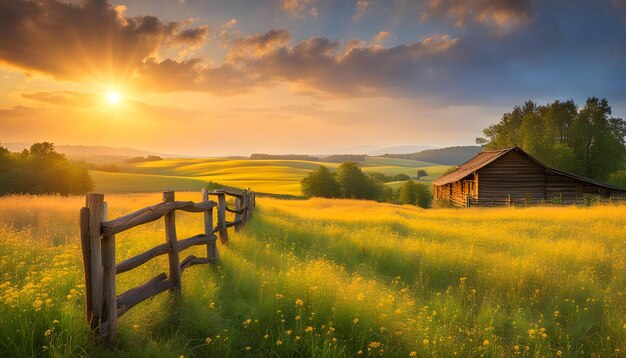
[434,179,475,207]
[477,150,545,200]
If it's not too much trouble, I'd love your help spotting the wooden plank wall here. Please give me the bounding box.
[477,150,545,201]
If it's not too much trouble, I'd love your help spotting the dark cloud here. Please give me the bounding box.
[132,29,460,96]
[227,28,292,61]
[0,0,209,81]
[420,0,534,31]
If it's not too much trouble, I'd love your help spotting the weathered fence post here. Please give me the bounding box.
[101,202,117,342]
[215,189,229,244]
[85,193,104,331]
[202,189,219,261]
[246,188,252,219]
[234,191,243,232]
[79,207,93,328]
[163,191,182,292]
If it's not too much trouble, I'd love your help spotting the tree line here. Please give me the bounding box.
[0,142,93,195]
[476,97,626,185]
[301,162,432,208]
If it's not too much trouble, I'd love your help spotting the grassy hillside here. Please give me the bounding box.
[382,146,482,166]
[0,194,624,357]
[93,157,452,195]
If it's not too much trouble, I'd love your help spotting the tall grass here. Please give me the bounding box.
[0,194,624,357]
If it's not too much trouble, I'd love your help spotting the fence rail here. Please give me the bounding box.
[466,194,626,207]
[79,188,256,343]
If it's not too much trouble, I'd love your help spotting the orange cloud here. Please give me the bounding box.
[280,0,317,18]
[0,0,209,83]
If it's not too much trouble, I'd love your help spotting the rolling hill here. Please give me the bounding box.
[91,157,453,195]
[382,146,482,165]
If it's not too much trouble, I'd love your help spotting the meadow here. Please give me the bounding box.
[91,157,452,195]
[0,193,624,357]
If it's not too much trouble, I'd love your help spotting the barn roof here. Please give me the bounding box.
[432,148,513,186]
[432,147,626,192]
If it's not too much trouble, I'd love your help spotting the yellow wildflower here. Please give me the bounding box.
[305,326,314,332]
[276,340,283,346]
[410,352,417,357]
[423,339,429,345]
[295,298,304,306]
[369,342,381,348]
[44,329,53,337]
[352,318,359,324]
[483,339,489,346]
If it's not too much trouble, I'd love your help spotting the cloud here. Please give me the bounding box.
[353,0,369,20]
[280,0,317,18]
[21,91,98,108]
[0,0,209,82]
[226,29,292,61]
[420,0,534,31]
[131,29,460,97]
[223,18,238,28]
[373,31,390,45]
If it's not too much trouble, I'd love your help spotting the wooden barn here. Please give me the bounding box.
[432,147,626,207]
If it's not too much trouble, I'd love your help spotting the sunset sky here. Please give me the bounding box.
[1,0,625,156]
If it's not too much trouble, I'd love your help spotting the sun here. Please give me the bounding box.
[106,91,122,105]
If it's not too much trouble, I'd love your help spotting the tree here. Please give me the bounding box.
[300,165,340,198]
[393,173,411,181]
[336,162,381,200]
[476,98,626,180]
[417,169,428,179]
[607,169,626,188]
[570,98,626,180]
[398,180,432,208]
[0,142,93,195]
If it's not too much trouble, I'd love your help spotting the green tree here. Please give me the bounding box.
[607,169,626,188]
[416,169,428,179]
[570,98,626,180]
[393,173,411,181]
[398,180,432,208]
[300,165,340,198]
[0,142,93,195]
[336,162,381,200]
[477,98,626,180]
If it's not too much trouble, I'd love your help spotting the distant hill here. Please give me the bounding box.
[2,143,187,163]
[366,145,434,156]
[381,146,482,166]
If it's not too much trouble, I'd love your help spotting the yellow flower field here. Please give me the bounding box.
[0,193,625,357]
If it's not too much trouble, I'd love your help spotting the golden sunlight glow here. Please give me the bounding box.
[106,91,121,105]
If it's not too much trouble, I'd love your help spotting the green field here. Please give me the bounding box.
[92,157,452,195]
[0,194,624,357]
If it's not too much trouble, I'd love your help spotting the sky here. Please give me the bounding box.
[1,0,625,156]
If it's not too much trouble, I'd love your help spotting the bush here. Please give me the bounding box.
[300,166,340,198]
[398,181,432,208]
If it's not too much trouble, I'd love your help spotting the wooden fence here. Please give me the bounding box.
[79,188,256,342]
[466,194,626,207]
